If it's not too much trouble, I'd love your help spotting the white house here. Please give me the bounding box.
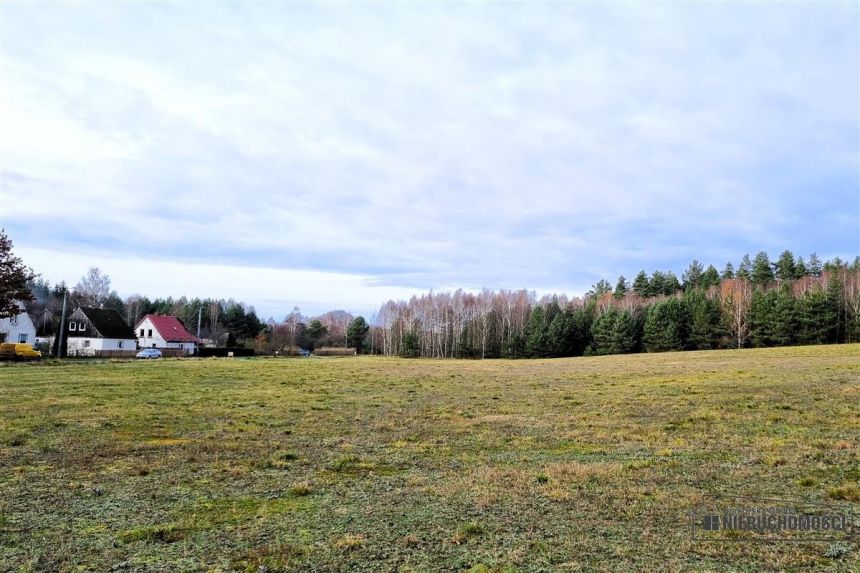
[135,314,199,355]
[0,302,37,345]
[65,307,138,357]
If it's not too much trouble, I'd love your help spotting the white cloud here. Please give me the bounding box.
[1,2,857,314]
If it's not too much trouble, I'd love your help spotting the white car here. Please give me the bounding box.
[136,348,162,359]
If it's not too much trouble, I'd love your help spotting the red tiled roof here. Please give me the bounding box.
[136,314,199,343]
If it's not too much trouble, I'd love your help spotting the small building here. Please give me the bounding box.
[65,307,138,357]
[135,314,199,355]
[29,307,58,347]
[0,302,37,345]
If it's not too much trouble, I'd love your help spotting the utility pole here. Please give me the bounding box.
[196,307,202,338]
[57,291,67,358]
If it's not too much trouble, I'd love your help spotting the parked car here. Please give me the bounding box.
[0,343,42,361]
[299,349,311,357]
[136,348,162,359]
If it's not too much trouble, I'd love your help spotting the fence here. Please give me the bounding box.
[197,347,255,358]
[313,347,357,356]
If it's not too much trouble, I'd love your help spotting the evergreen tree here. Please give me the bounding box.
[751,251,774,285]
[591,308,640,355]
[567,303,595,356]
[796,289,836,344]
[682,260,704,290]
[774,250,796,281]
[826,274,846,343]
[701,265,720,289]
[613,275,628,299]
[808,253,823,277]
[795,257,808,278]
[663,271,682,295]
[650,271,666,296]
[737,254,752,280]
[525,306,549,357]
[590,279,612,298]
[401,332,420,357]
[0,230,37,318]
[823,257,845,273]
[632,271,650,297]
[304,319,328,350]
[748,289,777,347]
[643,298,691,352]
[546,311,570,357]
[347,316,370,354]
[721,261,735,279]
[771,286,797,346]
[684,290,724,349]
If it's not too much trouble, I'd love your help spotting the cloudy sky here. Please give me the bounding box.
[1,3,858,319]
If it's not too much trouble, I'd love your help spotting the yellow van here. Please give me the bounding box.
[0,343,42,361]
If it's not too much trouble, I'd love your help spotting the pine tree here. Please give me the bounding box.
[610,309,642,354]
[748,289,777,347]
[632,271,650,297]
[826,274,846,343]
[796,289,837,345]
[721,261,735,279]
[795,257,808,277]
[643,299,690,352]
[682,260,704,290]
[591,308,618,355]
[525,306,549,358]
[546,311,570,357]
[685,290,724,349]
[774,250,796,281]
[737,254,752,280]
[568,304,595,356]
[771,286,797,346]
[0,229,37,318]
[701,265,720,289]
[590,279,612,298]
[591,308,640,355]
[650,271,666,296]
[613,275,628,299]
[663,271,682,295]
[808,253,823,277]
[347,316,370,354]
[751,251,774,285]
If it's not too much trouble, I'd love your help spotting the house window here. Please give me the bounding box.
[83,340,90,348]
[10,315,17,325]
[148,329,153,337]
[140,328,144,337]
[79,322,85,331]
[18,333,27,343]
[70,322,77,331]
[118,340,123,349]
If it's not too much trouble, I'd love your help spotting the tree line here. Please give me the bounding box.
[370,251,860,358]
[1,231,856,358]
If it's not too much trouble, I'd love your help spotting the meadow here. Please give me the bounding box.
[0,345,857,572]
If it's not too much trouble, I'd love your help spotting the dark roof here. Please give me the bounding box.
[79,307,137,339]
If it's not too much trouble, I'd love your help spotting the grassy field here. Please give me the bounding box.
[0,346,858,572]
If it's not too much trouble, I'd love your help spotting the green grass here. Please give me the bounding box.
[0,345,858,571]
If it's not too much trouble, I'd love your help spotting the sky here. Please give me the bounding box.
[1,2,858,319]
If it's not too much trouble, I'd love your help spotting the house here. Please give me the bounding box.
[0,302,37,345]
[29,307,58,347]
[135,314,199,355]
[65,307,138,357]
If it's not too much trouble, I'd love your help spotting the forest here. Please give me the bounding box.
[14,243,860,359]
[370,251,860,358]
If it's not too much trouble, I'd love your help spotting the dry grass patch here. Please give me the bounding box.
[333,533,365,550]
